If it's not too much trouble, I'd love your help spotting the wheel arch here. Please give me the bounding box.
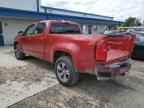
[14,41,18,49]
[53,50,73,64]
[52,50,79,71]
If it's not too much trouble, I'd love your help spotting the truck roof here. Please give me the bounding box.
[39,20,80,25]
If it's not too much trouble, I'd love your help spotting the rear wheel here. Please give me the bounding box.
[54,56,79,87]
[120,73,126,76]
[14,44,25,60]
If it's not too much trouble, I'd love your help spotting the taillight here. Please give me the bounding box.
[96,40,107,61]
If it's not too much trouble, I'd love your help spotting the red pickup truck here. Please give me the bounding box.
[14,20,135,86]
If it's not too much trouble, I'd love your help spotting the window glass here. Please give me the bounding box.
[36,23,46,34]
[136,34,144,42]
[50,23,81,34]
[24,24,36,36]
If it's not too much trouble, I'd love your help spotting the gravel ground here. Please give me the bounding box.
[0,46,144,108]
[0,47,58,108]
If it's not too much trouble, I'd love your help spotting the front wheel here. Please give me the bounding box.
[54,56,79,87]
[14,44,25,60]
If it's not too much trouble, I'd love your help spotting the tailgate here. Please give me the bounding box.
[105,34,135,64]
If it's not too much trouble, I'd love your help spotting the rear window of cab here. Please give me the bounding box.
[50,23,81,34]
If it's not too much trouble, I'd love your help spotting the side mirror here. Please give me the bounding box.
[18,31,24,36]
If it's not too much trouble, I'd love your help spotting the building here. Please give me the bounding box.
[0,0,123,45]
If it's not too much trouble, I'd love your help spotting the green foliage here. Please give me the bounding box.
[123,17,142,27]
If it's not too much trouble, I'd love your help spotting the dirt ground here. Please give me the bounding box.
[0,46,144,108]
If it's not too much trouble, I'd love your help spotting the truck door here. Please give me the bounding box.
[29,22,46,59]
[22,24,36,54]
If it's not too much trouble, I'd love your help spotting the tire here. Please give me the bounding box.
[54,56,79,87]
[14,44,25,60]
[120,73,126,76]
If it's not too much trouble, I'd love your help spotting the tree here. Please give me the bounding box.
[123,17,142,27]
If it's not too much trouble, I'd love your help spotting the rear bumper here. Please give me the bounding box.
[95,59,132,80]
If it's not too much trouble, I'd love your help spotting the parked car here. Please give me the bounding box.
[14,20,135,86]
[132,33,144,58]
[104,30,119,34]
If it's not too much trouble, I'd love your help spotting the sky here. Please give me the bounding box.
[41,0,144,21]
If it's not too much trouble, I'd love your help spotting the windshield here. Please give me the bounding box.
[50,23,81,34]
